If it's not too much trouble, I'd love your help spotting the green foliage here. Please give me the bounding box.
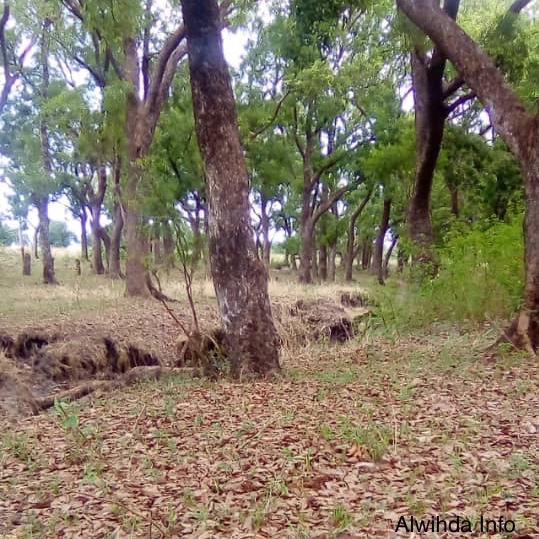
[49,220,77,247]
[0,216,17,245]
[379,218,524,327]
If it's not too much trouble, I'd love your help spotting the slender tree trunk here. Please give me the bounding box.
[80,208,89,261]
[397,246,407,272]
[33,225,39,259]
[162,220,175,269]
[36,196,57,285]
[291,254,298,271]
[182,0,280,376]
[37,21,57,285]
[344,190,372,281]
[328,242,337,282]
[23,253,31,276]
[372,198,391,278]
[109,158,124,279]
[90,204,104,274]
[319,243,328,281]
[260,196,272,268]
[152,223,162,265]
[381,234,398,284]
[449,183,459,216]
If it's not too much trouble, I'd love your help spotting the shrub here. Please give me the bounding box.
[377,218,523,328]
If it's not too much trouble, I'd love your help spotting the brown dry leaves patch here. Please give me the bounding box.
[1,333,539,539]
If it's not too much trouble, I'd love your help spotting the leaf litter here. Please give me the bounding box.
[1,314,539,538]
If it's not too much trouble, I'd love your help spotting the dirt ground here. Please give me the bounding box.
[1,253,538,538]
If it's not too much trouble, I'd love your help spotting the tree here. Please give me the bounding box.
[181,0,280,377]
[48,220,76,247]
[396,0,539,351]
[0,214,16,245]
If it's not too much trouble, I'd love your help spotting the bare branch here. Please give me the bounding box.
[250,90,290,141]
[445,91,476,115]
[313,183,353,224]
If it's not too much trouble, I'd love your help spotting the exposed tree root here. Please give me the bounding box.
[33,366,194,411]
[488,310,539,359]
[145,272,177,303]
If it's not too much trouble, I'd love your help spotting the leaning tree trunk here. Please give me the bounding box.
[396,0,539,351]
[36,196,57,285]
[181,0,280,376]
[408,52,446,271]
[33,225,39,259]
[380,234,398,285]
[372,198,391,279]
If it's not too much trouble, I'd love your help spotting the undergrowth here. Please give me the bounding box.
[372,218,523,330]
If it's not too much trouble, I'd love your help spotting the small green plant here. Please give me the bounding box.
[332,504,353,529]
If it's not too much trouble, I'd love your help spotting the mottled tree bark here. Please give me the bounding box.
[397,0,539,351]
[181,0,280,376]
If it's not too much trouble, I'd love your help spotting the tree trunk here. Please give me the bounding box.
[33,225,39,259]
[152,223,162,265]
[80,208,89,261]
[36,196,58,285]
[344,190,372,281]
[396,0,539,351]
[328,242,337,282]
[408,50,446,270]
[381,234,398,284]
[90,204,104,274]
[125,196,150,296]
[299,220,315,283]
[260,196,272,268]
[109,158,124,279]
[449,183,459,216]
[162,220,175,269]
[23,253,31,276]
[372,198,391,278]
[397,246,407,272]
[312,248,319,281]
[319,243,328,281]
[182,0,280,376]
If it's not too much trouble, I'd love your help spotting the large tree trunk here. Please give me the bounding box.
[36,196,57,285]
[396,0,538,350]
[407,0,460,272]
[80,208,89,261]
[408,51,446,269]
[372,198,391,278]
[181,0,280,376]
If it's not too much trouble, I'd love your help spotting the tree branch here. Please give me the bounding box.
[397,0,534,161]
[313,183,353,224]
[445,91,476,115]
[250,90,290,141]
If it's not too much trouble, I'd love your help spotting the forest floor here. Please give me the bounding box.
[1,249,538,539]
